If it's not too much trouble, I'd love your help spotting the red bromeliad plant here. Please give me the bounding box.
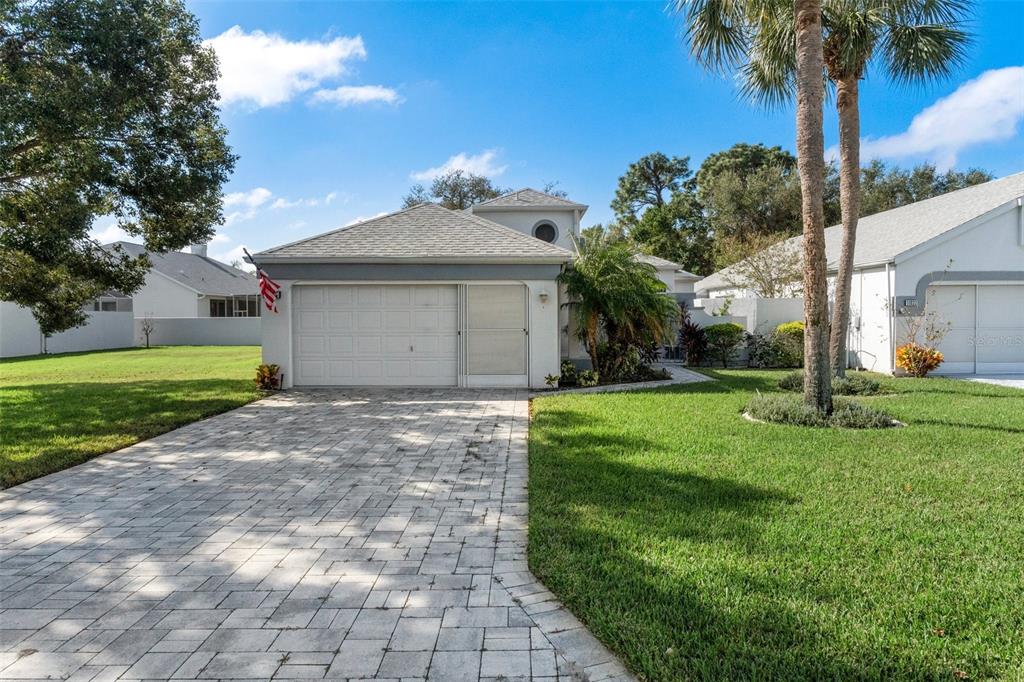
[895,343,944,378]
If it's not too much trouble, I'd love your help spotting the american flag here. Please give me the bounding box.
[244,249,281,313]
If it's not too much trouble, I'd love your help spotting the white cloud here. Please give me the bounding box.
[211,243,255,272]
[224,187,273,209]
[411,149,508,182]
[90,221,131,244]
[287,220,307,230]
[270,190,341,210]
[344,211,389,226]
[206,26,367,107]
[209,233,231,245]
[854,66,1024,169]
[311,85,402,107]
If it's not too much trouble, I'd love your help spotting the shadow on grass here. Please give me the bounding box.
[1,379,260,487]
[528,404,944,681]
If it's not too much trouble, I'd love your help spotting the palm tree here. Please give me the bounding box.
[558,236,678,373]
[702,0,971,377]
[674,0,833,411]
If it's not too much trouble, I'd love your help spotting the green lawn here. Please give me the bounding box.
[0,346,262,487]
[529,370,1024,681]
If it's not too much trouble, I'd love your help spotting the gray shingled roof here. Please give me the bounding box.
[106,242,257,296]
[254,203,572,262]
[473,188,588,210]
[697,172,1024,293]
[634,254,701,279]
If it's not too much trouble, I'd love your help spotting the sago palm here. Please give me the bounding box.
[673,0,833,411]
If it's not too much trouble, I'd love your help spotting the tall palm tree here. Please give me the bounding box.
[674,0,833,411]
[716,0,971,377]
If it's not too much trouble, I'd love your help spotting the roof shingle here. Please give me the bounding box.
[255,203,572,262]
[473,188,587,210]
[106,242,256,296]
[697,172,1024,292]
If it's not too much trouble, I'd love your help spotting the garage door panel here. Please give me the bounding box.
[977,285,1024,328]
[927,285,975,323]
[293,285,457,386]
[297,336,325,355]
[936,329,975,363]
[297,311,325,331]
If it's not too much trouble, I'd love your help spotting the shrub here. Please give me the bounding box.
[679,311,708,367]
[832,374,882,396]
[578,369,599,387]
[704,323,745,368]
[544,374,560,388]
[559,360,578,386]
[746,393,897,429]
[255,363,281,390]
[896,343,944,377]
[774,321,804,367]
[745,332,783,368]
[778,370,883,396]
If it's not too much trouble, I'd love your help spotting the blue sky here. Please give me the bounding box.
[95,1,1024,264]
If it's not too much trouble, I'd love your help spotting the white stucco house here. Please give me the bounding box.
[107,242,260,318]
[696,172,1024,375]
[634,254,701,294]
[253,188,588,388]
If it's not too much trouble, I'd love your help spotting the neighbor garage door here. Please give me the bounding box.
[293,284,458,386]
[926,284,1024,374]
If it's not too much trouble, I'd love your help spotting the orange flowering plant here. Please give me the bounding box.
[895,343,944,378]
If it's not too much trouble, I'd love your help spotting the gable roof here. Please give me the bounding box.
[634,254,701,279]
[697,172,1024,293]
[106,242,257,296]
[254,203,572,263]
[472,188,588,211]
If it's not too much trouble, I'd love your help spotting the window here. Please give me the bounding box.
[533,221,557,243]
[209,299,227,317]
[100,301,117,312]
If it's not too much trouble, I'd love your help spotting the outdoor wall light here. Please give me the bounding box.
[538,290,550,303]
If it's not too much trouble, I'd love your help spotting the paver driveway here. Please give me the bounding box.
[0,390,632,681]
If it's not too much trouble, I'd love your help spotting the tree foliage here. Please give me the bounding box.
[611,152,713,274]
[860,160,992,216]
[0,0,235,334]
[402,170,509,210]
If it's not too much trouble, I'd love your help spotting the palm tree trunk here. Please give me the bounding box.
[586,311,600,372]
[794,0,832,413]
[830,74,860,378]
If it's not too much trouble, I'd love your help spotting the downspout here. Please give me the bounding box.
[886,261,895,374]
[1018,197,1023,246]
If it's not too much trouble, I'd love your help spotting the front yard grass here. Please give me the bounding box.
[0,346,262,487]
[529,370,1024,681]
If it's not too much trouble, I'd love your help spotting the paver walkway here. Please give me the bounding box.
[0,390,633,681]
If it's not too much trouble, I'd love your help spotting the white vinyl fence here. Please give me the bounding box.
[0,303,135,358]
[135,317,260,347]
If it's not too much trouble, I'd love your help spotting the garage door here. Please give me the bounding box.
[293,285,458,386]
[926,284,1024,374]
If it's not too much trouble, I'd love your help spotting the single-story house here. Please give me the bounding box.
[253,188,586,388]
[106,242,260,318]
[696,172,1024,375]
[634,254,701,294]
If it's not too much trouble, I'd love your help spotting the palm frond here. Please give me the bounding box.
[670,0,752,73]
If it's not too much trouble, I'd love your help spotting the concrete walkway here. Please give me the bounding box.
[959,374,1024,390]
[0,390,633,681]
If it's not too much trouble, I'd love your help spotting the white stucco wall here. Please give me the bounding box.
[848,266,895,373]
[136,318,261,346]
[894,201,1023,297]
[132,272,202,318]
[261,280,560,389]
[472,209,579,251]
[0,303,134,358]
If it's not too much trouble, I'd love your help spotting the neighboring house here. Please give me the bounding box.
[696,172,1024,375]
[254,188,584,388]
[106,242,259,318]
[634,254,701,294]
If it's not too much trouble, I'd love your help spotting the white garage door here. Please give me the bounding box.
[926,284,1024,374]
[293,285,458,386]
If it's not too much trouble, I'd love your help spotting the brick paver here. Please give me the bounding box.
[0,390,633,681]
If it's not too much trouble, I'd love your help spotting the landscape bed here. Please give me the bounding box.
[528,369,1024,681]
[0,346,263,487]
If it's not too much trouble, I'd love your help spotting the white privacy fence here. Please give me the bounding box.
[134,317,261,346]
[0,303,135,358]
